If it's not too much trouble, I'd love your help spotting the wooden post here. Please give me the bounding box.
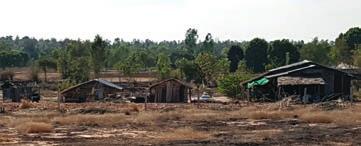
[57,81,61,111]
[144,95,148,111]
[341,75,344,100]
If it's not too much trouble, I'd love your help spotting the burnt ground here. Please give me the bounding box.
[1,102,361,145]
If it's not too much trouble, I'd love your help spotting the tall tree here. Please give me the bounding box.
[300,38,333,65]
[201,33,214,54]
[245,38,268,73]
[195,53,217,85]
[156,53,171,79]
[268,39,300,67]
[90,35,107,78]
[344,27,361,49]
[37,57,57,82]
[176,58,201,82]
[184,28,198,55]
[227,45,244,72]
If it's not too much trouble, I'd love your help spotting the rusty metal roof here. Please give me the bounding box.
[277,76,325,86]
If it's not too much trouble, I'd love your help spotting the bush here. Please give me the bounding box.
[217,72,252,99]
[15,122,53,133]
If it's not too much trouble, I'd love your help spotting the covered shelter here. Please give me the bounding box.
[149,78,193,103]
[1,81,40,102]
[242,60,355,102]
[60,79,123,102]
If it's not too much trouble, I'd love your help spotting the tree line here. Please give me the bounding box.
[1,27,361,98]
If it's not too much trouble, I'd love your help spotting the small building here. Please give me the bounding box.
[1,81,40,102]
[242,60,356,102]
[60,79,123,103]
[149,78,193,103]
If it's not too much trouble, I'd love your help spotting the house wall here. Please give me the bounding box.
[150,80,189,103]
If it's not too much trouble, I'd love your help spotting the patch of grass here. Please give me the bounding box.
[155,127,212,141]
[15,122,53,133]
[246,111,296,120]
[52,114,127,126]
[299,113,333,123]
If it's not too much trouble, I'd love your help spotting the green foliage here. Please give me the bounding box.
[37,57,57,82]
[55,41,91,83]
[215,57,230,80]
[344,27,361,49]
[58,80,76,91]
[0,50,29,69]
[227,45,244,72]
[114,53,142,77]
[90,35,108,78]
[185,28,198,55]
[268,39,300,67]
[200,33,214,54]
[300,38,333,65]
[175,58,202,83]
[156,53,171,79]
[353,46,361,67]
[195,53,217,85]
[245,38,268,73]
[217,72,253,99]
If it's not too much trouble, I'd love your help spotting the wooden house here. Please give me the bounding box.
[149,78,193,103]
[242,60,356,102]
[60,79,123,103]
[1,81,40,102]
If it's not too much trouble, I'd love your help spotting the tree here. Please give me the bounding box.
[344,27,361,50]
[332,34,350,63]
[114,56,141,82]
[37,57,57,82]
[268,39,300,67]
[184,28,198,55]
[300,38,333,65]
[55,41,91,83]
[333,27,361,64]
[227,45,244,72]
[215,57,230,80]
[245,38,268,73]
[90,35,107,78]
[201,33,214,54]
[156,53,171,79]
[195,53,217,85]
[217,72,253,99]
[176,58,201,83]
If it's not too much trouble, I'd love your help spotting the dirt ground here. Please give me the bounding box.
[1,100,361,146]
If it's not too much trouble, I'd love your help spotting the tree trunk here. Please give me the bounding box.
[43,67,47,82]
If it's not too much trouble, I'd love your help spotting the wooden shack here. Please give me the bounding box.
[60,79,123,103]
[1,81,40,102]
[242,60,355,102]
[149,78,193,103]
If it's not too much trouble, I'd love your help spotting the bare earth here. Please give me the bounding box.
[1,101,361,146]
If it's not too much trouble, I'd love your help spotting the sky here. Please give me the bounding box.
[0,0,360,42]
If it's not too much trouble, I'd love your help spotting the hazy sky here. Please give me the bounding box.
[0,0,360,42]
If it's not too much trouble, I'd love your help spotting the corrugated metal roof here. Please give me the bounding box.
[277,76,325,86]
[61,79,123,94]
[241,60,354,86]
[94,79,123,90]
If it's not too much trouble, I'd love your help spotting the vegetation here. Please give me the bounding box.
[1,27,361,96]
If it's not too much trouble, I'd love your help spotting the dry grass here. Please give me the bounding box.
[299,112,333,123]
[246,111,296,120]
[155,127,212,141]
[52,114,127,126]
[15,122,53,133]
[19,100,33,109]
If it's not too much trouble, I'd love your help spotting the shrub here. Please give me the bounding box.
[15,122,53,133]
